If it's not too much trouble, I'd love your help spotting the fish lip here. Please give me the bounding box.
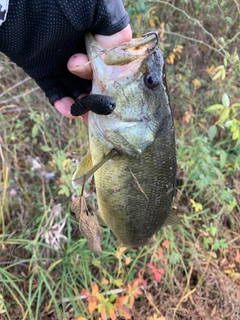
[141,31,159,46]
[115,30,159,52]
[88,31,160,70]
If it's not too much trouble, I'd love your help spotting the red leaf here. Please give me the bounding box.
[91,283,99,296]
[147,263,156,273]
[115,295,127,307]
[147,263,165,283]
[115,296,130,314]
[137,271,147,290]
[81,289,89,297]
[88,300,97,314]
[129,295,134,308]
[162,240,170,249]
[101,307,107,320]
[158,247,164,259]
[235,250,240,263]
[109,307,116,320]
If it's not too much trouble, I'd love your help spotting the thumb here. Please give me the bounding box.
[67,25,132,78]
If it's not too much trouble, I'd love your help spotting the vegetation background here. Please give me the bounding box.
[0,0,240,319]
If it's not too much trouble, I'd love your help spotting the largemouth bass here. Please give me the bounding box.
[72,32,177,252]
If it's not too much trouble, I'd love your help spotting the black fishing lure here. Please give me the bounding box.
[70,94,116,116]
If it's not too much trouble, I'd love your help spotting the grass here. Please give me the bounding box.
[1,0,240,319]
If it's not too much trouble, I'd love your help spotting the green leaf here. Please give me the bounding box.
[32,124,39,138]
[58,185,70,197]
[221,68,226,80]
[225,51,231,59]
[41,145,51,152]
[204,104,224,112]
[232,128,239,140]
[230,122,239,133]
[208,125,217,140]
[212,70,222,80]
[222,93,230,107]
[220,150,227,169]
[109,294,117,302]
[226,16,233,24]
[225,120,233,128]
[220,108,230,121]
[212,243,219,251]
[114,279,123,287]
[232,103,240,108]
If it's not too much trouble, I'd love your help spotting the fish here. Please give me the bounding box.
[71,31,177,251]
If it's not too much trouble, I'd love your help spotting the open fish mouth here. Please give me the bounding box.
[101,31,159,66]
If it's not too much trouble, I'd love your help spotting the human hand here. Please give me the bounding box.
[54,25,132,123]
[0,0,132,121]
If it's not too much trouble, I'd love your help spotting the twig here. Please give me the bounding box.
[226,31,240,45]
[150,0,240,64]
[128,167,149,201]
[160,30,227,59]
[62,288,125,303]
[1,87,39,104]
[173,263,194,317]
[0,77,31,98]
[144,289,165,316]
[0,104,27,114]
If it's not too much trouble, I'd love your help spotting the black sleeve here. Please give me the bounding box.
[0,0,130,104]
[56,0,130,35]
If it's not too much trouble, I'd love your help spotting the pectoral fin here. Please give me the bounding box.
[72,149,118,189]
[72,152,93,189]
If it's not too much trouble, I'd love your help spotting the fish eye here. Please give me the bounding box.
[143,73,159,89]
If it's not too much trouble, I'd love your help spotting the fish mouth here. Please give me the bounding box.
[85,31,159,70]
[85,31,161,95]
[101,31,159,66]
